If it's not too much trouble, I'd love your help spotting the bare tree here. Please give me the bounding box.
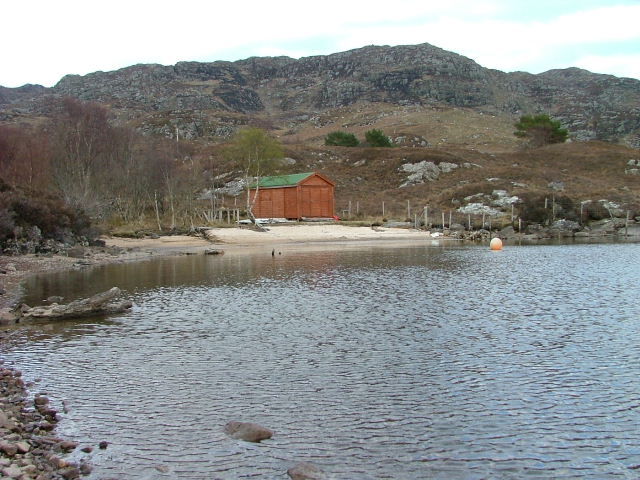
[223,127,283,222]
[49,98,113,211]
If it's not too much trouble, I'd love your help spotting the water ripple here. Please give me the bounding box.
[2,242,640,479]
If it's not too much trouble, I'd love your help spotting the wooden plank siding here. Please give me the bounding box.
[250,172,335,219]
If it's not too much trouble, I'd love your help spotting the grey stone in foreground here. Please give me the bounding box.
[223,421,273,442]
[288,462,328,480]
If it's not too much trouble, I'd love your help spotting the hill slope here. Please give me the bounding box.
[1,42,640,149]
[0,42,639,228]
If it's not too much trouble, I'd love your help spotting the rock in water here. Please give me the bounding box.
[18,287,132,321]
[287,462,328,480]
[223,421,273,442]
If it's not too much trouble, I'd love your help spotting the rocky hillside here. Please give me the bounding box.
[1,42,640,148]
[245,140,640,224]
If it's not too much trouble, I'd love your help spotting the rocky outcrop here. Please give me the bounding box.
[626,159,640,176]
[399,159,477,187]
[14,287,132,323]
[1,43,639,144]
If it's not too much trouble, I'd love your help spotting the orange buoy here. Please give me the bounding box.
[490,237,503,251]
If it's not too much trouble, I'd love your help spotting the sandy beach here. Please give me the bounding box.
[207,223,429,244]
[106,224,431,250]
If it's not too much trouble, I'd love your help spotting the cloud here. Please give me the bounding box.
[574,54,640,79]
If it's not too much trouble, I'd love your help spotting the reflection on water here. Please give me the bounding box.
[3,242,640,479]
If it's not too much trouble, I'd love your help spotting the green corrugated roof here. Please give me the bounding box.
[251,172,314,188]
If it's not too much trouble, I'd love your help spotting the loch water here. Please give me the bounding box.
[2,241,640,479]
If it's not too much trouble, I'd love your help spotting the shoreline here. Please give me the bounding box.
[0,362,91,479]
[1,220,635,312]
[0,221,635,312]
[0,224,437,313]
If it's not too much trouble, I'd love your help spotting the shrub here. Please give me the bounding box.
[0,207,15,240]
[364,129,392,147]
[325,131,359,147]
[0,180,97,248]
[517,192,577,224]
[514,114,568,147]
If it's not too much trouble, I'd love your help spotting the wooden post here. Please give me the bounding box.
[552,194,556,222]
[449,211,452,229]
[154,191,162,231]
[424,206,429,229]
[356,201,360,215]
[468,214,472,231]
[518,217,523,244]
[414,213,418,229]
[511,203,514,223]
[348,200,352,218]
[407,200,411,220]
[441,212,445,229]
[382,201,385,218]
[545,197,548,209]
[482,212,486,229]
[626,210,630,236]
[580,202,584,225]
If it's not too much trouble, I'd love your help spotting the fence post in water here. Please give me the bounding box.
[348,200,352,218]
[482,212,486,229]
[382,201,385,218]
[511,203,514,223]
[414,213,418,229]
[407,200,411,220]
[449,211,452,229]
[442,212,445,229]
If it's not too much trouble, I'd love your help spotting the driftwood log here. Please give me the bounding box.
[18,287,132,321]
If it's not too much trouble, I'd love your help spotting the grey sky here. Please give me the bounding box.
[2,0,639,87]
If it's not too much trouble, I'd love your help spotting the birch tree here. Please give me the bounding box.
[223,127,283,221]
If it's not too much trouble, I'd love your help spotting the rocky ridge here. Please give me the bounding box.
[1,43,639,146]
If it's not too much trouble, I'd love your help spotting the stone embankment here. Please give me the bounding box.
[0,361,92,479]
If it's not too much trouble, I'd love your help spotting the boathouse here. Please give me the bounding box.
[249,172,335,219]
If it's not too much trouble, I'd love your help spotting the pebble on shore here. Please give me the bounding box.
[0,359,88,479]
